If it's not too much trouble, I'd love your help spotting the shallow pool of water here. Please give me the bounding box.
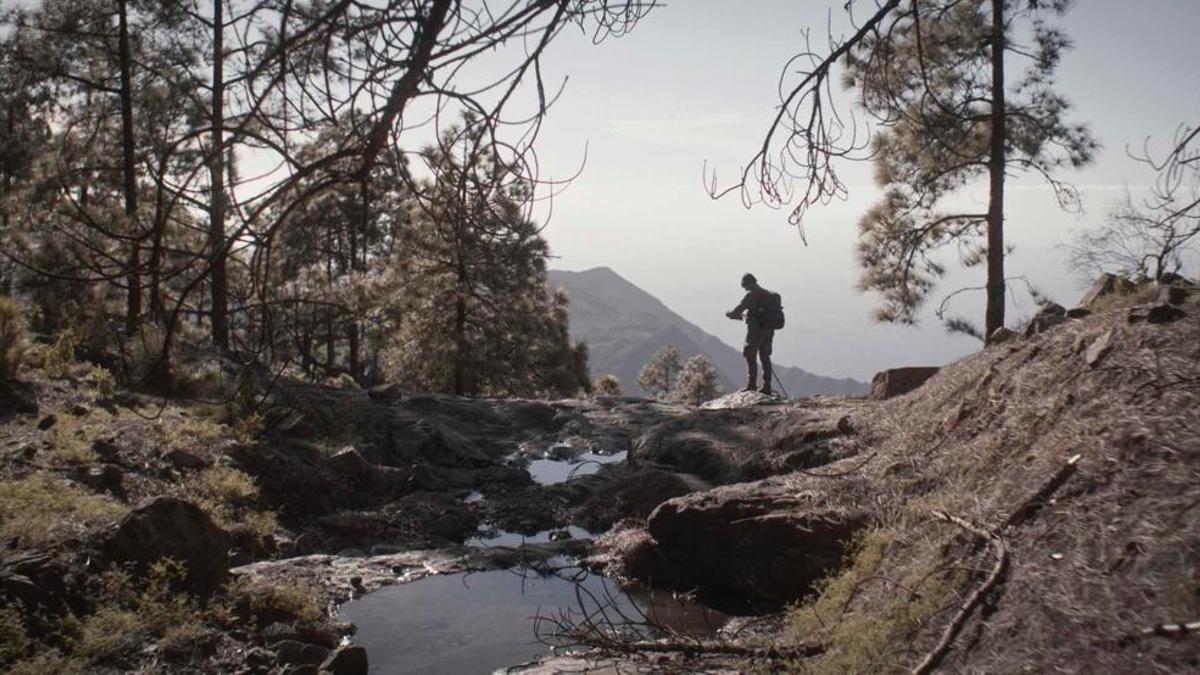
[339,565,728,675]
[526,450,627,485]
[466,526,592,548]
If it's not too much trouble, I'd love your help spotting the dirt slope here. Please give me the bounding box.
[594,290,1199,673]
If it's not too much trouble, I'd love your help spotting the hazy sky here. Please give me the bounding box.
[521,0,1200,381]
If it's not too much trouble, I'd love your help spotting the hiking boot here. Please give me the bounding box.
[742,382,758,392]
[758,385,774,396]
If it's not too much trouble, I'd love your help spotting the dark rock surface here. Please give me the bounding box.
[594,478,867,612]
[101,496,231,593]
[871,367,939,400]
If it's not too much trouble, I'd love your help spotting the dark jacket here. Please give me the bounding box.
[730,285,774,328]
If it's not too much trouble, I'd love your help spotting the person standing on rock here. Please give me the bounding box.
[726,273,779,395]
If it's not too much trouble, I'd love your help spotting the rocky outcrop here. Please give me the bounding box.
[1079,272,1133,307]
[1024,302,1068,337]
[870,366,939,400]
[631,400,860,484]
[596,479,868,612]
[570,467,696,532]
[101,496,231,593]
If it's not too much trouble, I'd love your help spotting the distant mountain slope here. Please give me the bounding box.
[548,267,868,397]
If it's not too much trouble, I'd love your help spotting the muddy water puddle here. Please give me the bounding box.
[339,564,728,674]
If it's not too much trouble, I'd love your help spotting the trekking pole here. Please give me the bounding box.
[775,377,790,399]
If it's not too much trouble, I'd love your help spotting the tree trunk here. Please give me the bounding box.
[984,0,1007,339]
[453,292,467,396]
[209,0,230,349]
[118,0,141,332]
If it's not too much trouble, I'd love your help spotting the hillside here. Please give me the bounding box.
[548,266,867,397]
[588,283,1200,673]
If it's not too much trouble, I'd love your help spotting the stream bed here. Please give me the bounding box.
[338,563,728,674]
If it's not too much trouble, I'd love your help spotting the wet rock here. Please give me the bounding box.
[37,414,57,430]
[871,367,939,400]
[1066,307,1092,319]
[101,496,231,594]
[320,645,368,675]
[1024,302,1067,337]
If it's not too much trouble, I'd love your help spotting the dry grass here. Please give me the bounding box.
[776,296,1200,672]
[228,579,323,627]
[0,474,126,546]
[187,465,277,537]
[0,296,28,381]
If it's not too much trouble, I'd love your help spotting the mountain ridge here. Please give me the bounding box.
[548,266,868,397]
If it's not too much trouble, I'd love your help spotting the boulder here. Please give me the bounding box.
[1023,302,1067,337]
[637,482,867,612]
[101,497,231,594]
[0,382,38,418]
[320,645,368,675]
[1155,284,1190,306]
[572,468,695,532]
[870,367,940,400]
[987,326,1015,345]
[164,448,209,470]
[1128,303,1186,324]
[1085,329,1116,368]
[1079,272,1132,308]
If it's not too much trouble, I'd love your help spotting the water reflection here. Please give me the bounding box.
[525,450,627,485]
[339,564,728,675]
[465,526,592,548]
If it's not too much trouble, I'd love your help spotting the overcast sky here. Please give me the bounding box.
[519,0,1200,381]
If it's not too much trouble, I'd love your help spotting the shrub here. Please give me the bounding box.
[40,328,79,379]
[90,366,115,400]
[593,374,622,397]
[187,465,275,536]
[229,580,322,627]
[0,297,28,381]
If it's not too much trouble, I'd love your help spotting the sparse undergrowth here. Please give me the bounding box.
[0,474,126,547]
[0,559,324,673]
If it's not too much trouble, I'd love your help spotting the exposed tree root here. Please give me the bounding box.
[913,454,1082,674]
[911,512,1010,675]
[1003,453,1081,529]
[1134,620,1200,639]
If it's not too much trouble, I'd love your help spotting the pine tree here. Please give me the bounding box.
[672,354,720,405]
[637,344,681,399]
[847,0,1096,338]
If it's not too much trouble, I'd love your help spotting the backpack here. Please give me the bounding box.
[753,290,786,330]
